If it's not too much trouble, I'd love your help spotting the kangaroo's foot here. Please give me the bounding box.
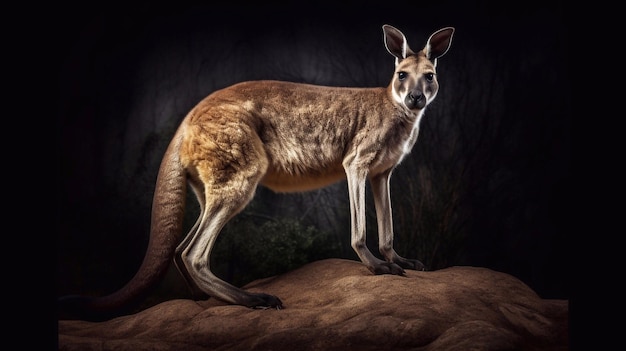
[394,257,426,271]
[368,257,427,275]
[369,260,406,275]
[245,292,284,310]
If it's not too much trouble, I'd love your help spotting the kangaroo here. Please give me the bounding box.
[59,24,454,320]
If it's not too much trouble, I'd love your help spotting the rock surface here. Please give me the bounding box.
[58,258,568,350]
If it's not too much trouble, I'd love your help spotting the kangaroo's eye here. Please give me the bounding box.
[425,72,435,82]
[398,72,407,81]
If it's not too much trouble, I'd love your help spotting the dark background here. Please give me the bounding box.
[56,1,572,311]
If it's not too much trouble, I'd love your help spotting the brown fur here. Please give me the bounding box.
[59,25,454,320]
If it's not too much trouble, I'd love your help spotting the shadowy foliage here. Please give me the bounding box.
[212,213,342,287]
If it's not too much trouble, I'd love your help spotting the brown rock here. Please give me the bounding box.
[58,258,568,350]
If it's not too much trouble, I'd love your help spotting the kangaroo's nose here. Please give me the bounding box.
[409,91,422,101]
[406,90,425,109]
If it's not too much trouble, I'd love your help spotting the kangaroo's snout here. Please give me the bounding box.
[406,89,426,110]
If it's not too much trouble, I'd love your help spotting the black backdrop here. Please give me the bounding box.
[56,1,572,308]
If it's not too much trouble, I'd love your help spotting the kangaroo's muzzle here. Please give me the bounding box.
[406,89,426,110]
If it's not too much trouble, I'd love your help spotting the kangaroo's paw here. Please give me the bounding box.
[395,258,427,271]
[371,261,406,276]
[246,293,284,310]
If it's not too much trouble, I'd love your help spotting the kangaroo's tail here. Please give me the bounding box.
[58,126,188,321]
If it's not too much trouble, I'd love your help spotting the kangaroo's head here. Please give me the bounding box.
[383,25,454,112]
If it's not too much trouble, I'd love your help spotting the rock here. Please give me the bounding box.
[58,258,568,350]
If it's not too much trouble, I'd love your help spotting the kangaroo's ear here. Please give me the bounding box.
[424,27,455,61]
[383,24,415,62]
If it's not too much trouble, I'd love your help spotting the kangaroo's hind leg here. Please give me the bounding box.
[174,176,209,300]
[177,123,282,309]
